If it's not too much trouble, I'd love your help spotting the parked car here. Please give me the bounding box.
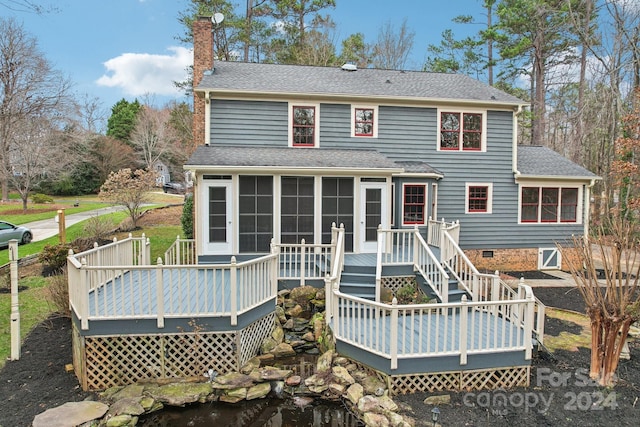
[0,221,32,247]
[162,182,185,194]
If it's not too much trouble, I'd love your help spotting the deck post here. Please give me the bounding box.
[324,275,332,322]
[299,239,306,287]
[175,235,181,265]
[439,219,447,262]
[80,258,89,330]
[230,256,238,326]
[524,286,535,360]
[459,295,468,365]
[332,283,340,337]
[390,297,398,370]
[156,258,165,329]
[412,225,419,270]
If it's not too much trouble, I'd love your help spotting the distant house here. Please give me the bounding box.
[153,160,171,186]
[186,18,599,272]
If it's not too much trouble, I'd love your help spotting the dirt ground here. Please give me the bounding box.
[1,214,638,427]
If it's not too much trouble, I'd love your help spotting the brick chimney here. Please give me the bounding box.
[193,16,213,147]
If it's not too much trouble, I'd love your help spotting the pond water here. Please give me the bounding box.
[138,397,361,426]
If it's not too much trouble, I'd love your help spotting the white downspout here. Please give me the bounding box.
[204,91,211,146]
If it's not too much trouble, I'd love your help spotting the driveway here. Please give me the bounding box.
[26,206,127,242]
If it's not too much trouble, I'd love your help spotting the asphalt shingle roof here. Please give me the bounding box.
[197,62,524,105]
[517,145,599,179]
[186,145,402,170]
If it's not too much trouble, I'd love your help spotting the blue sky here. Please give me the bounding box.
[6,0,485,114]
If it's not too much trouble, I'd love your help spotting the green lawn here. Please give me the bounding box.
[0,276,53,369]
[0,206,184,367]
[0,201,110,224]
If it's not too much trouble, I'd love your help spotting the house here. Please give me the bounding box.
[66,16,594,394]
[187,17,599,272]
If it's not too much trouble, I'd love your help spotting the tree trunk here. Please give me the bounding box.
[589,308,602,379]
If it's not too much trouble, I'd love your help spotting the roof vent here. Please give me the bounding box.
[341,63,357,71]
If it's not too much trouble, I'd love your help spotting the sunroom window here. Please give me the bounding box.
[520,186,579,223]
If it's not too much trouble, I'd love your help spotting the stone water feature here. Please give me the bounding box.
[33,286,416,427]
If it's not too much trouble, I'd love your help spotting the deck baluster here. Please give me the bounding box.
[230,256,237,326]
[156,257,165,328]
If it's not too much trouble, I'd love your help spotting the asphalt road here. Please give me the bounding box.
[26,205,126,242]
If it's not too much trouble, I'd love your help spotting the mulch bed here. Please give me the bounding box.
[1,287,640,426]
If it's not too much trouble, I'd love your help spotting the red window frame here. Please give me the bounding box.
[354,108,374,136]
[468,186,489,212]
[440,112,482,151]
[403,184,426,225]
[520,187,578,223]
[560,188,578,222]
[292,105,316,147]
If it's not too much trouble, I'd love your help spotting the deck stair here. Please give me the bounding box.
[339,263,377,300]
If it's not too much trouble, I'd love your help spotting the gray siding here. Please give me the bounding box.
[208,100,586,250]
[210,99,287,145]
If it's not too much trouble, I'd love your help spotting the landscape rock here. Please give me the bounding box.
[146,382,213,406]
[105,414,137,427]
[346,383,364,405]
[272,325,285,343]
[423,394,451,406]
[316,349,334,373]
[246,383,271,400]
[285,304,303,317]
[261,337,278,354]
[258,366,293,381]
[240,356,261,374]
[361,376,386,396]
[32,401,109,427]
[358,395,398,413]
[332,366,355,385]
[275,305,287,323]
[285,375,302,386]
[362,412,390,427]
[290,285,318,305]
[271,342,296,358]
[214,372,255,388]
[106,397,145,417]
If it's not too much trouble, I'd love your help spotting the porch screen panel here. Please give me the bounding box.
[281,176,314,244]
[321,177,354,251]
[239,176,273,252]
[208,187,226,242]
[365,188,382,241]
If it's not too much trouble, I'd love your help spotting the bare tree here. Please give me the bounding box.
[99,168,157,229]
[8,119,72,210]
[372,18,415,70]
[0,0,58,14]
[130,106,177,172]
[0,18,73,201]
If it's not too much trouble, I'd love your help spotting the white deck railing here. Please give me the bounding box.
[330,283,538,370]
[68,238,277,330]
[164,236,196,265]
[375,227,450,303]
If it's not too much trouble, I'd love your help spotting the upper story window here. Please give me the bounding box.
[351,105,378,138]
[520,186,579,223]
[466,183,493,213]
[402,184,426,225]
[439,111,485,151]
[290,104,318,147]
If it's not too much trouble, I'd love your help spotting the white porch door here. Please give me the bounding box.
[359,182,388,252]
[202,182,233,254]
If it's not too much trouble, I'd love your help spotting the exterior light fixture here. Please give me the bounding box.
[431,407,440,426]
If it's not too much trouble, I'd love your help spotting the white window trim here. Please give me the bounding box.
[351,105,379,138]
[465,182,493,214]
[516,182,583,225]
[288,102,320,148]
[436,108,487,152]
[401,183,428,226]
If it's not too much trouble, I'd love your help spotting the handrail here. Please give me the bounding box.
[164,236,196,265]
[331,286,537,370]
[68,252,278,330]
[413,230,450,303]
[325,224,345,322]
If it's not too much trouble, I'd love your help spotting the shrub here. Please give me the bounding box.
[45,271,70,317]
[181,193,194,239]
[83,215,114,241]
[38,243,73,274]
[31,193,54,204]
[396,282,431,304]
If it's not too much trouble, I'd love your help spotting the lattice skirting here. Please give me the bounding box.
[389,366,530,395]
[73,313,275,391]
[381,276,418,295]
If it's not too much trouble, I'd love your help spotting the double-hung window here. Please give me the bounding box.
[351,105,378,137]
[520,186,579,223]
[439,111,484,151]
[466,183,492,213]
[291,104,317,147]
[402,184,426,225]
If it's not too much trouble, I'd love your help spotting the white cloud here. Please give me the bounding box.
[96,46,191,97]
